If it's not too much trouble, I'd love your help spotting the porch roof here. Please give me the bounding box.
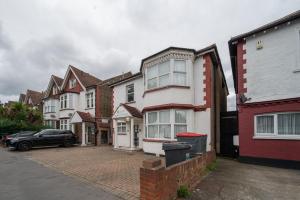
[122,104,143,118]
[70,111,95,123]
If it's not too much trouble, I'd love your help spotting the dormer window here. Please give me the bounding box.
[69,79,77,88]
[53,86,57,95]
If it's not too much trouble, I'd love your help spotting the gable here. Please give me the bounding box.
[113,105,132,119]
[62,70,84,93]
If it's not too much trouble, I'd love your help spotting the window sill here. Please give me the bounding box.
[59,108,75,111]
[85,107,95,110]
[117,133,127,135]
[253,135,300,140]
[143,138,176,143]
[143,85,190,96]
[125,101,136,105]
[44,112,56,114]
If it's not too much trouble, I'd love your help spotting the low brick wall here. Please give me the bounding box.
[140,151,216,200]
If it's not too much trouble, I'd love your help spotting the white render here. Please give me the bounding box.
[244,19,300,103]
[112,48,226,155]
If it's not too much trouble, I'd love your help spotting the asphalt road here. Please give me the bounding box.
[0,148,121,200]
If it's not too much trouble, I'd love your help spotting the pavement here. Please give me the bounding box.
[189,158,300,200]
[0,147,121,200]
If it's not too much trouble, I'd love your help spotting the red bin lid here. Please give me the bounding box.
[176,132,207,137]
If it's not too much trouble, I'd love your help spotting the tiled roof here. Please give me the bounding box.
[122,104,143,118]
[101,72,132,86]
[52,75,63,87]
[77,111,95,122]
[26,90,44,105]
[70,65,102,87]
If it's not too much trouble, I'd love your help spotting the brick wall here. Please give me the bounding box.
[140,151,216,200]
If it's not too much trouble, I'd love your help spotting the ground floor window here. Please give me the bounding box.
[145,109,187,140]
[44,120,56,128]
[255,112,300,137]
[117,122,126,134]
[60,119,70,130]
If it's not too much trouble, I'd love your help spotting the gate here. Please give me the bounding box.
[220,111,238,158]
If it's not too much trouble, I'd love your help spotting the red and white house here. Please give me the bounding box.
[111,45,228,155]
[229,11,300,168]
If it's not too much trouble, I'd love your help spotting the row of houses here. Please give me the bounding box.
[18,10,300,166]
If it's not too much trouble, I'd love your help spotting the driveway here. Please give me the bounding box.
[0,147,121,200]
[21,146,158,200]
[189,158,300,200]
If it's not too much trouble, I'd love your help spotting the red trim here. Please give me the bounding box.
[176,132,207,137]
[143,85,190,97]
[142,103,207,112]
[240,97,300,108]
[203,54,212,108]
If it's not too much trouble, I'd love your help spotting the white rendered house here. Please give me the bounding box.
[111,45,228,155]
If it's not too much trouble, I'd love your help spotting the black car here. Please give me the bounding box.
[8,129,77,151]
[4,131,37,146]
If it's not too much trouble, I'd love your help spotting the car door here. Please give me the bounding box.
[40,130,60,146]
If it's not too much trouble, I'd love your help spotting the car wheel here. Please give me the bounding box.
[18,142,32,151]
[63,141,72,147]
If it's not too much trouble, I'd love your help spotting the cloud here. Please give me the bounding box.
[0,0,299,107]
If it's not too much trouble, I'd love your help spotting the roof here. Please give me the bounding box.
[52,75,63,87]
[122,104,143,118]
[109,72,143,87]
[19,94,25,102]
[26,90,44,105]
[101,72,133,86]
[229,10,300,43]
[69,65,102,87]
[77,111,95,122]
[228,10,300,93]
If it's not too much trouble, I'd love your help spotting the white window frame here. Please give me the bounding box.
[117,122,126,135]
[173,59,187,86]
[126,84,135,103]
[69,79,77,88]
[60,94,73,109]
[86,92,94,109]
[60,119,70,130]
[174,110,188,138]
[146,61,171,90]
[53,86,57,95]
[254,112,300,140]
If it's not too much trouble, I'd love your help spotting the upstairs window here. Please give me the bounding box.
[126,84,134,102]
[60,94,73,109]
[147,61,170,89]
[86,92,94,108]
[174,60,187,86]
[69,79,76,88]
[53,86,58,95]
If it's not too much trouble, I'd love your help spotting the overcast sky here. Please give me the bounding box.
[0,0,299,110]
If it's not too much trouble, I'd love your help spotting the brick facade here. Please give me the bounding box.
[140,151,216,200]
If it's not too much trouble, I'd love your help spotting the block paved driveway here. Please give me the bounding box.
[189,158,300,200]
[22,146,158,200]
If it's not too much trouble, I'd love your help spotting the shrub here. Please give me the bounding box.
[177,185,191,198]
[206,160,217,172]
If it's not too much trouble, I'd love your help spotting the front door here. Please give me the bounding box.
[134,125,139,147]
[101,131,108,144]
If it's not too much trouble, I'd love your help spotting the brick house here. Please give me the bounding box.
[22,89,44,111]
[46,65,132,146]
[111,45,228,155]
[228,11,300,167]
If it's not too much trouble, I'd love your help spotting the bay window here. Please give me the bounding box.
[255,112,300,138]
[145,109,187,139]
[60,94,73,109]
[117,122,126,134]
[44,100,56,113]
[146,59,187,90]
[86,92,94,108]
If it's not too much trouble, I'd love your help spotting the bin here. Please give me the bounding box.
[176,132,207,154]
[162,142,191,167]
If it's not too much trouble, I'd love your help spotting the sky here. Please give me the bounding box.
[0,0,299,110]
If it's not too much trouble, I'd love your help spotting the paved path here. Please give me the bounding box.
[189,158,300,200]
[0,148,121,200]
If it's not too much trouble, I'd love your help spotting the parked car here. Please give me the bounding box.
[8,129,78,151]
[4,131,37,146]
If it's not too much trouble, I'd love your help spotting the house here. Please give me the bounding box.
[18,93,26,103]
[23,89,44,111]
[111,44,228,155]
[228,10,300,167]
[46,65,132,146]
[43,75,64,128]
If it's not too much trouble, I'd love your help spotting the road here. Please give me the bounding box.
[0,148,121,200]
